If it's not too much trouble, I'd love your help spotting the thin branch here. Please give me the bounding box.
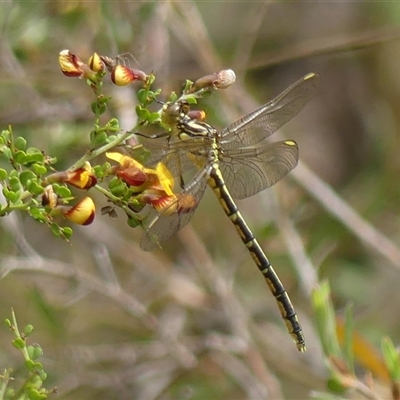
[210,352,269,400]
[249,25,400,70]
[233,2,271,85]
[0,255,197,369]
[292,161,400,269]
[272,190,319,298]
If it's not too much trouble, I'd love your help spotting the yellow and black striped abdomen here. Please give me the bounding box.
[208,164,305,352]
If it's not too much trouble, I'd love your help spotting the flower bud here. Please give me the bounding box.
[66,163,97,189]
[59,50,85,77]
[192,69,236,91]
[88,52,106,73]
[47,163,97,189]
[64,197,95,225]
[214,69,236,89]
[111,65,148,86]
[187,110,206,121]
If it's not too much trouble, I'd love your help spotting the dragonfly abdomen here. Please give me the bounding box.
[208,165,306,352]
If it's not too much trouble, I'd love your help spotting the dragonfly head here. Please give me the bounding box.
[161,102,190,128]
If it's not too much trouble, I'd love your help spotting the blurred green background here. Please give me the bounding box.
[1,1,400,399]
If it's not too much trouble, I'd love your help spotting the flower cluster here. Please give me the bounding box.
[42,162,97,227]
[106,152,197,216]
[1,49,237,242]
[59,50,148,87]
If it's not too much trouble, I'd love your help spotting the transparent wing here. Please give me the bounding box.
[140,167,209,251]
[220,73,319,148]
[138,138,212,177]
[220,140,299,199]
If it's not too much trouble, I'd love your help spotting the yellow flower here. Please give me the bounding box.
[58,49,97,81]
[66,163,97,189]
[110,65,148,86]
[88,52,106,73]
[58,49,85,77]
[107,151,197,214]
[63,197,95,225]
[46,162,97,189]
[107,152,161,191]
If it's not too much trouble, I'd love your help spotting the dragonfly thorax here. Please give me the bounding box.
[177,116,217,140]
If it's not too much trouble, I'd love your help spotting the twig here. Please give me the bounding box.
[0,255,197,369]
[249,25,400,70]
[292,161,400,270]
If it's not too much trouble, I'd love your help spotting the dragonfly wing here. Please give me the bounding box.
[220,73,319,148]
[220,140,299,199]
[139,167,209,251]
[139,139,210,177]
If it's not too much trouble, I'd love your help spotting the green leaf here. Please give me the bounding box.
[53,185,71,198]
[25,152,45,165]
[0,168,7,180]
[14,136,27,150]
[3,189,20,203]
[93,165,104,179]
[61,226,73,240]
[109,177,128,197]
[27,344,43,360]
[9,176,20,191]
[107,118,120,132]
[311,281,342,357]
[1,147,12,160]
[382,336,400,381]
[28,389,47,400]
[148,112,161,124]
[13,150,27,164]
[91,100,107,115]
[24,324,34,335]
[50,223,62,237]
[168,91,178,102]
[46,156,57,165]
[135,105,150,121]
[183,79,193,92]
[38,370,47,381]
[24,359,36,372]
[90,130,107,146]
[19,170,36,186]
[27,181,45,195]
[28,207,47,222]
[28,374,43,388]
[2,187,10,200]
[137,88,147,104]
[1,129,10,137]
[12,337,25,349]
[185,95,198,105]
[8,183,22,201]
[32,164,47,175]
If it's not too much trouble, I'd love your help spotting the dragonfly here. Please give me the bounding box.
[137,72,319,351]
